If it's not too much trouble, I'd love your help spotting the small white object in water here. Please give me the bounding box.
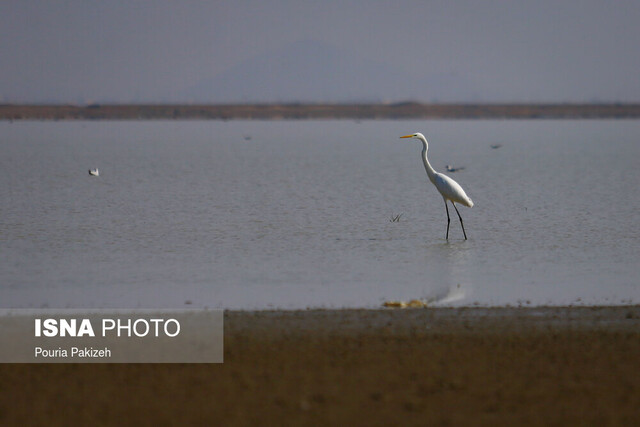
[445,164,465,173]
[88,168,99,176]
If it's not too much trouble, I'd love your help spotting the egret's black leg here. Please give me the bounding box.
[453,203,467,240]
[444,200,451,240]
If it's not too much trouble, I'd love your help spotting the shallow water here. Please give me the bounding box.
[1,120,639,309]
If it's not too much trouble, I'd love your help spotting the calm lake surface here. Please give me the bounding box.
[1,120,639,309]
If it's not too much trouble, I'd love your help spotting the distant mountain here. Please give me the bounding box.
[186,40,477,103]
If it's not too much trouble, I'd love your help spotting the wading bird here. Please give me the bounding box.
[400,133,473,240]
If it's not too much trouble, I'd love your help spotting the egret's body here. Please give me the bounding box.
[401,133,473,240]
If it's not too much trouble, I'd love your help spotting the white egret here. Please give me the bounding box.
[88,168,99,176]
[400,133,473,240]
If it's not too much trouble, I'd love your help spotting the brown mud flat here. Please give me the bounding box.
[2,103,640,121]
[1,306,639,425]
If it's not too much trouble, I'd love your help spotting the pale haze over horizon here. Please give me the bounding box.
[1,1,639,104]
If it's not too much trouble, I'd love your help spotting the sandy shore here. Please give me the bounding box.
[1,306,639,425]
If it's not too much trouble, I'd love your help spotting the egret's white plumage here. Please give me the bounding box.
[400,132,473,239]
[88,168,99,176]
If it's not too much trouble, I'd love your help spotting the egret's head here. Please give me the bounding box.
[400,133,427,147]
[400,132,425,140]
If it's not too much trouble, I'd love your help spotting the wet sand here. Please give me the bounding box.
[1,306,640,425]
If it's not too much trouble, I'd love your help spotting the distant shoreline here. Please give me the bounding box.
[2,103,640,120]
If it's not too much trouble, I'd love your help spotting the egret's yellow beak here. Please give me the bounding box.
[400,134,414,139]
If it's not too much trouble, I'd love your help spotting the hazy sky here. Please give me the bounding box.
[1,1,639,103]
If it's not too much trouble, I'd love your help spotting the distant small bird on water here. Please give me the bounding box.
[490,144,502,149]
[400,133,473,240]
[445,164,465,173]
[88,168,99,176]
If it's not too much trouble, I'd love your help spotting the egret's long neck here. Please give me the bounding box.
[420,138,437,184]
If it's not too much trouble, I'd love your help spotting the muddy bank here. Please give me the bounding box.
[1,306,639,425]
